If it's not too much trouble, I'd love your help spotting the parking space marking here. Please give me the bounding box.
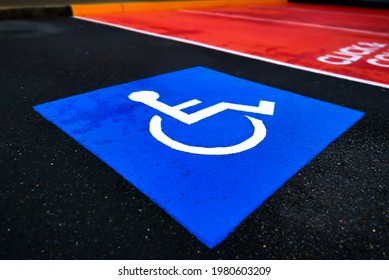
[34,67,364,247]
[77,3,389,88]
[181,9,389,37]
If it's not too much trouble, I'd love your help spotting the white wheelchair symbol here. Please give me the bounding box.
[129,91,275,155]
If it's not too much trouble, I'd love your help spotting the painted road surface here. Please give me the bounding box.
[79,3,389,88]
[34,67,363,247]
[1,8,389,258]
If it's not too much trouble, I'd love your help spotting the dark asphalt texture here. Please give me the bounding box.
[0,17,388,259]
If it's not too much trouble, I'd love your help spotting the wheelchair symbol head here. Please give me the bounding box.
[129,90,160,103]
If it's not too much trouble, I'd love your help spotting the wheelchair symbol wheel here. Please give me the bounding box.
[149,115,267,155]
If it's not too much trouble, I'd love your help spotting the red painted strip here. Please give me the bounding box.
[84,3,389,87]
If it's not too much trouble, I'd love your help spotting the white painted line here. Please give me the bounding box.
[74,16,389,89]
[249,5,389,20]
[180,9,389,38]
[173,99,202,110]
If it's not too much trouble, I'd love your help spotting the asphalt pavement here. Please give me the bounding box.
[0,8,389,259]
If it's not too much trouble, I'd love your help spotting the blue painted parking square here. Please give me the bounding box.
[34,67,364,248]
